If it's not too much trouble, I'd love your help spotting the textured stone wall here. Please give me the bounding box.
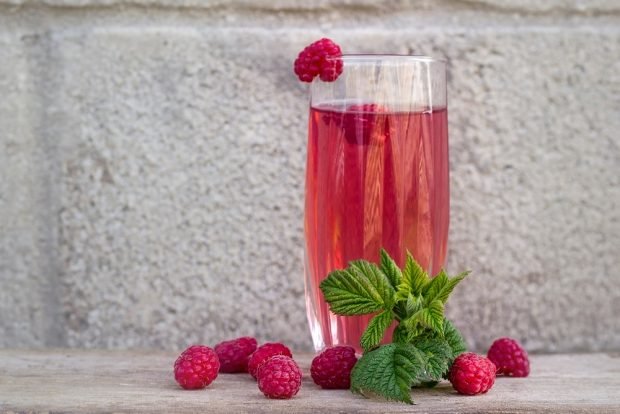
[1,0,619,352]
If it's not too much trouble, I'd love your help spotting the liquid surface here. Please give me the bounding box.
[304,105,450,352]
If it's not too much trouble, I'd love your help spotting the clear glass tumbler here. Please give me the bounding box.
[303,55,449,352]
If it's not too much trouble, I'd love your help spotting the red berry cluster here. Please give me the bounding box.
[173,335,529,400]
[173,337,301,399]
[248,342,293,379]
[448,337,530,396]
[172,340,358,399]
[294,38,343,83]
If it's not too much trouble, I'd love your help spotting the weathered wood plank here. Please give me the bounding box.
[0,350,618,413]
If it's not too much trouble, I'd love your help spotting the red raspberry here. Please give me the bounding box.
[448,352,496,395]
[214,336,257,373]
[294,38,343,82]
[173,345,220,390]
[257,355,302,399]
[487,337,530,377]
[248,342,293,379]
[310,346,358,389]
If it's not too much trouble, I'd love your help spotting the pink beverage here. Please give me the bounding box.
[304,105,449,352]
[303,55,449,352]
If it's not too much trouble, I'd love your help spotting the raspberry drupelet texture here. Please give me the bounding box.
[294,38,343,82]
[257,355,302,399]
[173,345,220,390]
[448,352,496,396]
[487,337,530,377]
[248,342,293,379]
[214,336,258,373]
[310,346,358,389]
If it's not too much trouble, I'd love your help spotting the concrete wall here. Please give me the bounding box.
[1,0,619,353]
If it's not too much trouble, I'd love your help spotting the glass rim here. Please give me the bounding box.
[327,54,446,63]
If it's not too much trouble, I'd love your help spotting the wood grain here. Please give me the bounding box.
[0,350,618,413]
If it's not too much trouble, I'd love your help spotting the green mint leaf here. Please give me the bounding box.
[360,310,393,352]
[405,293,424,316]
[422,270,448,303]
[320,260,395,316]
[416,319,468,381]
[420,300,445,332]
[413,336,452,382]
[403,300,444,334]
[423,270,469,304]
[393,302,408,321]
[396,252,429,301]
[392,324,411,344]
[351,343,425,404]
[442,319,468,362]
[379,249,402,289]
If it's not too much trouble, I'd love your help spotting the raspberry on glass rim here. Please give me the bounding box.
[294,38,343,82]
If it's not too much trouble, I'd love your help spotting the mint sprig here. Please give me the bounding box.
[350,343,425,404]
[320,260,395,316]
[319,249,469,404]
[413,336,452,383]
[360,310,393,351]
[438,319,468,366]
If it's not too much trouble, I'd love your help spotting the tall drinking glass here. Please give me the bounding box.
[303,55,449,352]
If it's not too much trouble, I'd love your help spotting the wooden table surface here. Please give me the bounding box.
[0,349,618,413]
